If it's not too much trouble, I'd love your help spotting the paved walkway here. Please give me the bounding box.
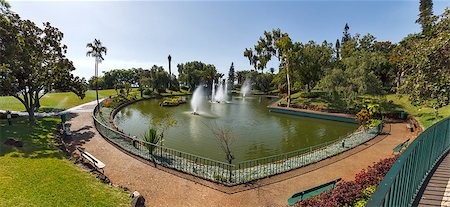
[65,103,417,207]
[418,153,450,207]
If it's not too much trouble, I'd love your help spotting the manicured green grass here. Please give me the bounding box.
[384,94,450,129]
[0,118,129,207]
[0,89,130,112]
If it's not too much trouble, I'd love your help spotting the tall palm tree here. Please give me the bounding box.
[86,39,107,106]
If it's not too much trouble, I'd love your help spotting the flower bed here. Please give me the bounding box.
[296,155,398,207]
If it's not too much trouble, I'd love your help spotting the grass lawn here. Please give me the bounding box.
[0,89,134,112]
[384,94,450,129]
[0,117,129,207]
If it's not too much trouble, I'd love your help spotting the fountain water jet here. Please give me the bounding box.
[191,86,204,115]
[241,79,251,97]
[212,79,228,103]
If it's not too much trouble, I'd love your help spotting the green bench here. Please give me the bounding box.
[287,178,341,206]
[393,138,410,154]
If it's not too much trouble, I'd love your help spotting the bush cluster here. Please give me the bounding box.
[296,155,398,207]
[103,94,137,108]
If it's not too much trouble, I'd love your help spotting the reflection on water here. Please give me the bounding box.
[114,96,358,162]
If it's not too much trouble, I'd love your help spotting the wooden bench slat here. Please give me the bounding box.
[77,147,106,169]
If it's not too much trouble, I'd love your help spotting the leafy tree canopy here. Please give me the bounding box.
[0,11,86,121]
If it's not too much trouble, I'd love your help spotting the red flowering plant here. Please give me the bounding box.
[296,155,398,207]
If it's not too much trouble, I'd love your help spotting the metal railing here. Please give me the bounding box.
[93,101,382,185]
[368,117,450,206]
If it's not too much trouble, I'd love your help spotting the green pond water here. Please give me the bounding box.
[114,96,358,163]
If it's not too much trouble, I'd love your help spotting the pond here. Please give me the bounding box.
[114,96,358,163]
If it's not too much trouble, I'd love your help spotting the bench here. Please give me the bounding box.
[77,147,106,172]
[393,138,410,154]
[287,178,341,206]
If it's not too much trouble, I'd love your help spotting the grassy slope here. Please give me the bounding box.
[0,89,132,112]
[384,94,450,129]
[0,118,129,207]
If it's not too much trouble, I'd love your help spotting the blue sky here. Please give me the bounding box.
[9,0,450,79]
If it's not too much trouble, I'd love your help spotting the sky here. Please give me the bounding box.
[8,0,450,79]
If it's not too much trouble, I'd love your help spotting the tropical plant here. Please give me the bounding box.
[86,38,107,106]
[141,113,176,165]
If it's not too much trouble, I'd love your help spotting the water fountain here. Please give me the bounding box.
[241,79,251,97]
[212,79,228,103]
[191,85,204,115]
[211,79,216,102]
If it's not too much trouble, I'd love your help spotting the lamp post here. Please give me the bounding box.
[168,55,172,75]
[168,55,172,90]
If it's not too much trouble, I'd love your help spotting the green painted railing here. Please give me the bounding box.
[368,116,450,206]
[93,100,382,186]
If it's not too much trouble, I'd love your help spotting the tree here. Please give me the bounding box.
[0,12,86,122]
[86,39,107,106]
[245,28,295,106]
[177,61,220,91]
[244,31,276,73]
[416,0,434,33]
[228,62,235,89]
[208,123,235,181]
[254,73,274,93]
[0,0,10,13]
[293,41,334,92]
[335,39,341,60]
[342,23,351,45]
[274,32,296,107]
[395,9,450,107]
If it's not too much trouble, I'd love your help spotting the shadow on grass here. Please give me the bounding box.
[0,117,64,159]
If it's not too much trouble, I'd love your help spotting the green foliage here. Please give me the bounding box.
[161,96,185,106]
[416,0,434,33]
[0,11,87,121]
[292,40,334,92]
[228,62,235,89]
[177,61,221,91]
[319,34,393,108]
[142,128,160,154]
[213,174,230,183]
[102,94,137,108]
[355,104,380,128]
[353,185,377,207]
[393,9,450,107]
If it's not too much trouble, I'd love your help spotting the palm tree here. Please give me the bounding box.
[86,39,107,106]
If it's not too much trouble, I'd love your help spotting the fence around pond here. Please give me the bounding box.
[367,116,450,206]
[93,103,382,186]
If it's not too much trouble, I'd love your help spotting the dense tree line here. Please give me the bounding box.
[89,66,179,96]
[241,3,449,109]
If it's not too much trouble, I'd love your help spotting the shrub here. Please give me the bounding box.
[296,155,398,207]
[299,91,324,98]
[213,174,229,183]
[143,88,155,96]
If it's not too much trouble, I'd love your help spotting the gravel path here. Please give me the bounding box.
[65,102,418,207]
